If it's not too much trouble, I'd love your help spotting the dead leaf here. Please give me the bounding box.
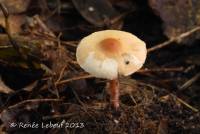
[0,15,27,34]
[72,0,119,27]
[0,0,30,14]
[148,0,200,40]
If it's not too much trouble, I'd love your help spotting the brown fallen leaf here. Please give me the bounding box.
[0,0,30,14]
[72,0,119,27]
[148,0,200,41]
[0,15,27,34]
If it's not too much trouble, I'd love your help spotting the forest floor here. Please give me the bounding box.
[0,0,200,134]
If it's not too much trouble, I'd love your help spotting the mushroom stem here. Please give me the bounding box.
[109,79,119,109]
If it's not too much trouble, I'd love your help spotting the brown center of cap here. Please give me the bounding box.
[99,38,121,54]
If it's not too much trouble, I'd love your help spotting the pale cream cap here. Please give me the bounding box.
[76,30,147,80]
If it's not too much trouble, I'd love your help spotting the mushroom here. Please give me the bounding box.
[76,30,147,109]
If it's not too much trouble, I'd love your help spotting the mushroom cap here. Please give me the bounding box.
[76,30,147,80]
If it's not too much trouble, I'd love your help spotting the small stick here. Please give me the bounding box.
[56,65,67,82]
[179,72,200,91]
[55,74,93,85]
[129,93,137,105]
[71,87,85,106]
[43,112,78,120]
[147,26,200,53]
[7,99,62,109]
[33,15,56,38]
[32,31,78,47]
[171,94,199,112]
[138,67,184,73]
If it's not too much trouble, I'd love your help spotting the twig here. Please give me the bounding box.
[138,67,184,73]
[55,74,93,86]
[8,99,62,109]
[33,15,56,38]
[56,65,67,82]
[41,74,93,91]
[110,10,133,25]
[171,94,199,112]
[71,88,85,106]
[68,60,78,64]
[129,93,137,105]
[52,78,60,98]
[148,26,200,53]
[32,31,78,47]
[55,67,184,86]
[43,112,78,120]
[179,72,200,91]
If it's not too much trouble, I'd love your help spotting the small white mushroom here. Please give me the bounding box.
[76,30,147,109]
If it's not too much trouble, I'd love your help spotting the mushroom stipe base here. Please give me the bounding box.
[109,79,120,109]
